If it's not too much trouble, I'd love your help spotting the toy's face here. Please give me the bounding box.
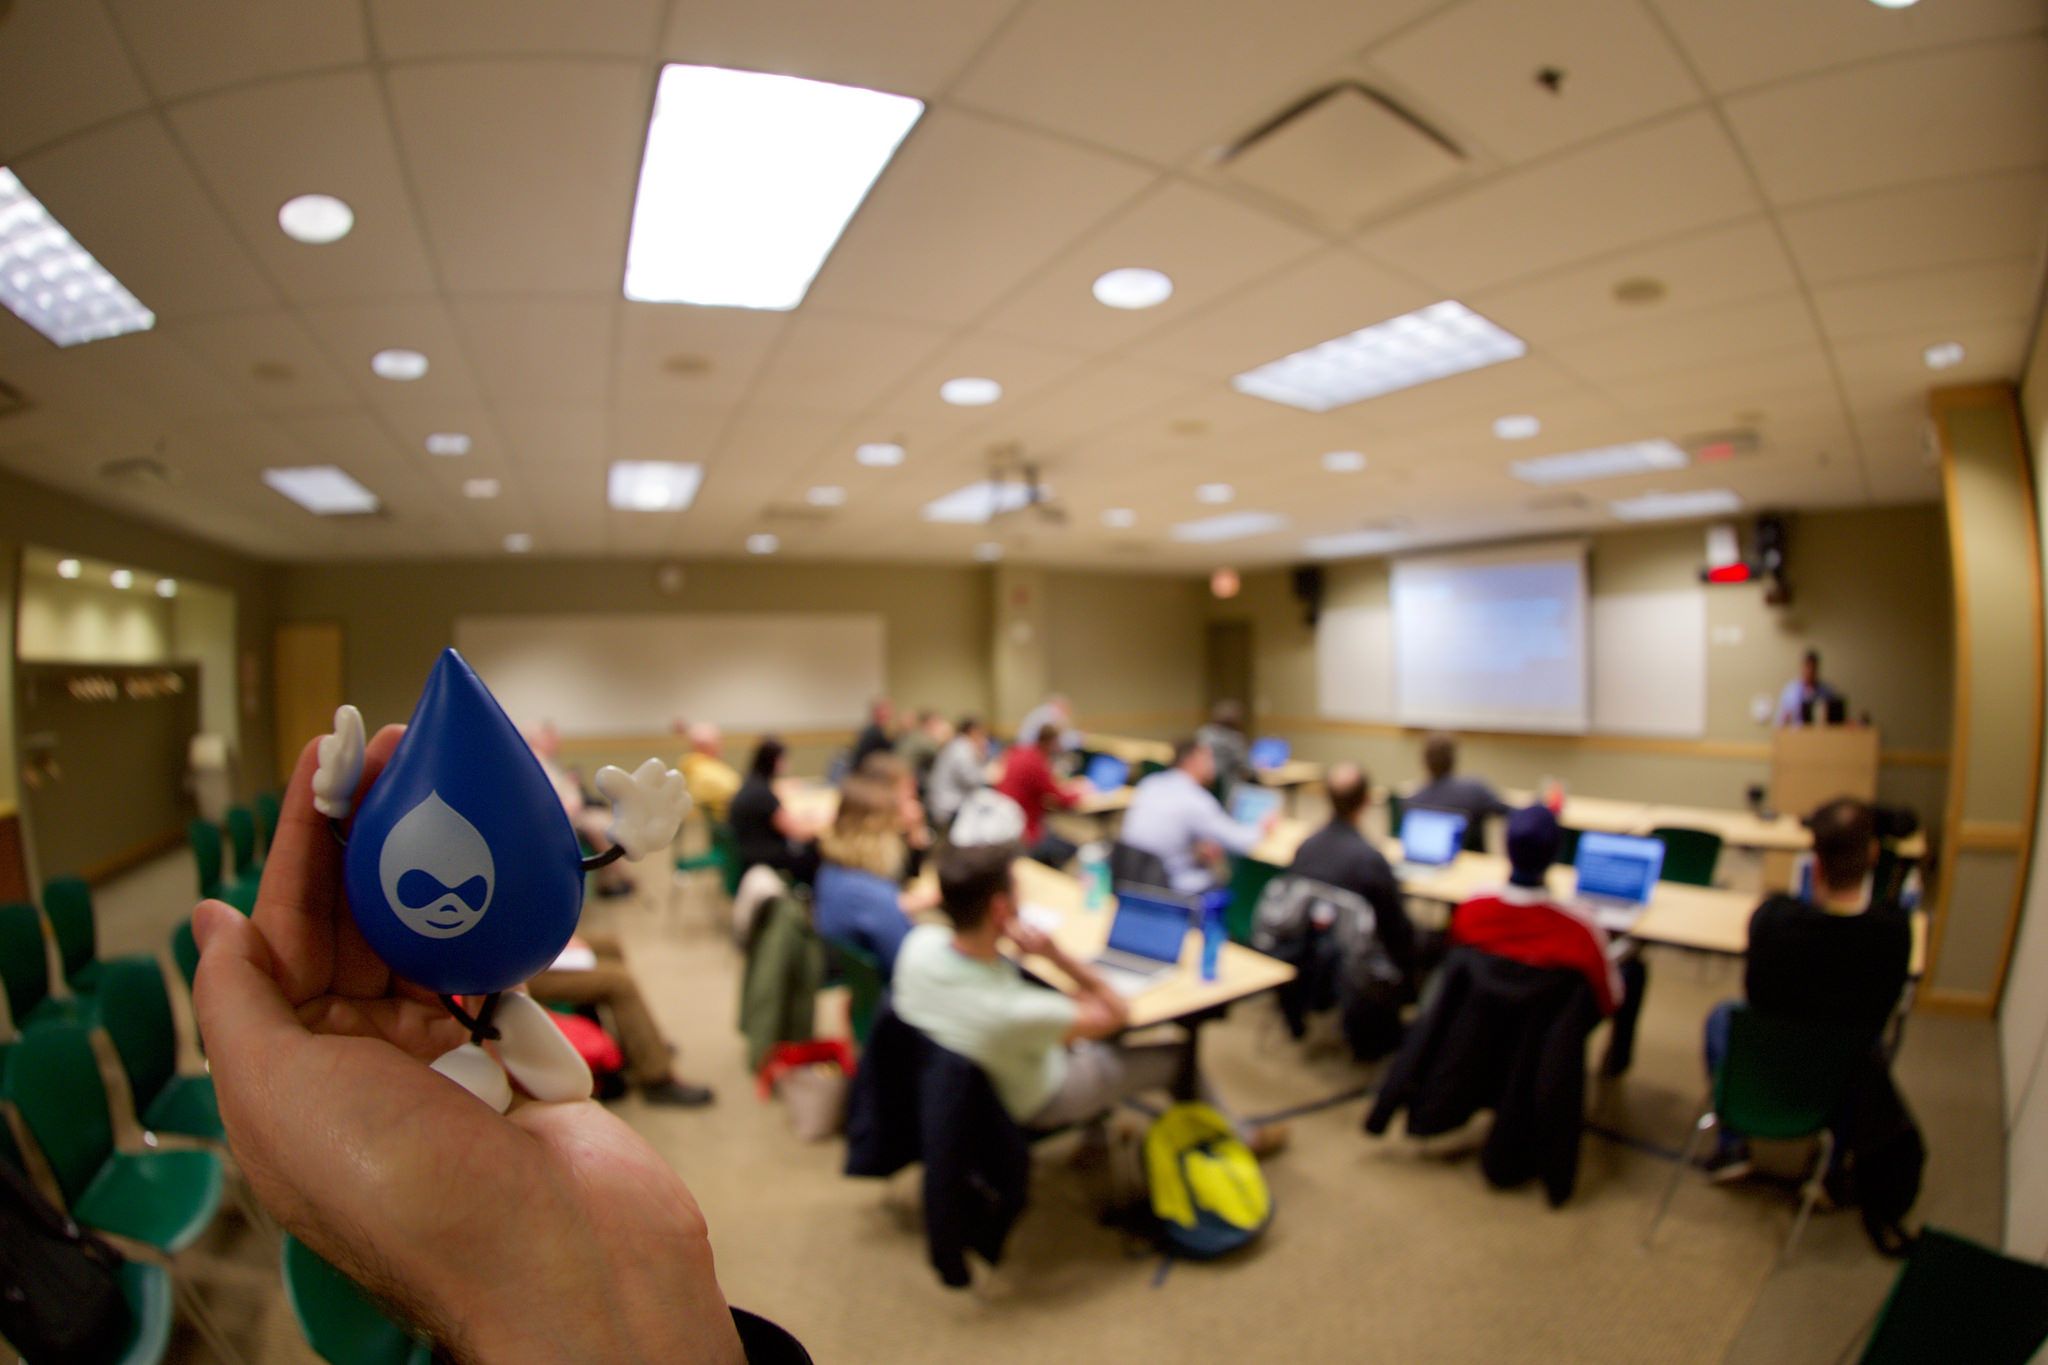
[377,791,496,939]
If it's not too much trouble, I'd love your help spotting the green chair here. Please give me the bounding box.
[714,823,744,899]
[282,1234,433,1365]
[1644,1006,1869,1254]
[96,958,223,1144]
[170,920,201,990]
[225,806,261,881]
[1225,856,1283,946]
[1852,1226,2048,1364]
[44,875,151,996]
[4,1022,223,1254]
[0,900,89,1028]
[189,819,257,914]
[112,1259,177,1365]
[829,940,886,1048]
[254,792,283,859]
[1135,759,1167,783]
[1387,793,1405,839]
[1553,825,1583,867]
[1650,826,1722,887]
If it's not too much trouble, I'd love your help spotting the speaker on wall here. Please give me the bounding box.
[1290,565,1325,626]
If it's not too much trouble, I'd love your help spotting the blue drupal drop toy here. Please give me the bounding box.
[310,648,687,1110]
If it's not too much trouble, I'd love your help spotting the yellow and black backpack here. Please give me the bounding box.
[1143,1102,1272,1258]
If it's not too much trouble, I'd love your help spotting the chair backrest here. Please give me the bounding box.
[828,939,885,1047]
[170,921,201,990]
[282,1235,430,1365]
[1552,825,1583,867]
[4,1022,113,1209]
[225,807,258,877]
[1109,842,1170,889]
[713,823,744,898]
[1224,856,1283,946]
[254,792,283,857]
[1714,1006,1868,1141]
[1387,793,1405,838]
[188,819,224,898]
[42,876,97,984]
[1857,1226,2048,1364]
[95,958,178,1114]
[0,902,50,1021]
[1650,826,1722,886]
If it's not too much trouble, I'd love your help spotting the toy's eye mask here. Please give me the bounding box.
[397,869,490,912]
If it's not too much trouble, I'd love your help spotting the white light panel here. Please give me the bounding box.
[425,432,471,457]
[370,348,428,381]
[1171,511,1288,543]
[463,478,500,499]
[855,442,905,467]
[806,485,847,507]
[940,376,1002,407]
[1303,529,1402,558]
[1092,267,1174,310]
[0,168,155,347]
[504,532,533,553]
[263,465,380,516]
[1494,414,1541,440]
[56,558,80,579]
[1322,450,1367,473]
[1512,439,1689,485]
[1231,301,1526,413]
[607,461,704,512]
[923,480,1040,524]
[109,568,133,590]
[1610,488,1742,521]
[1101,508,1136,528]
[746,533,780,554]
[155,578,177,598]
[974,542,1004,562]
[277,193,354,244]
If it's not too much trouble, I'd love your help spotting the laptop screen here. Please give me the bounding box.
[1105,892,1193,964]
[1228,783,1283,826]
[1401,807,1468,866]
[1084,753,1130,791]
[1574,832,1665,905]
[1249,737,1290,769]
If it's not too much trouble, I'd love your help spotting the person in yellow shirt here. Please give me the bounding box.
[677,721,741,823]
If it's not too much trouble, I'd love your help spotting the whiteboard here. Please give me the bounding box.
[1589,590,1706,736]
[1315,604,1395,722]
[453,613,886,736]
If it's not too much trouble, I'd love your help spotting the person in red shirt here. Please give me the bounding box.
[1448,806,1624,1016]
[994,728,1086,868]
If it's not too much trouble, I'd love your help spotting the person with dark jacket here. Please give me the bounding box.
[729,737,822,885]
[1285,763,1417,984]
[850,697,897,770]
[1408,733,1509,853]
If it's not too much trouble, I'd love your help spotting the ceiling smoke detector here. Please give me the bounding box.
[98,455,175,488]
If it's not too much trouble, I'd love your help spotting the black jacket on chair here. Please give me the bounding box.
[844,1004,1031,1288]
[1364,947,1602,1206]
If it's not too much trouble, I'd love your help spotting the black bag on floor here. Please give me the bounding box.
[0,1156,132,1364]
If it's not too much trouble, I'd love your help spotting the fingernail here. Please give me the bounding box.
[192,899,229,951]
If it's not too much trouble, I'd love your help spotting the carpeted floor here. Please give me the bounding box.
[86,826,2003,1365]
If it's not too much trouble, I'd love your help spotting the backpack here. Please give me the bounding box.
[0,1156,131,1364]
[547,1010,627,1100]
[1143,1103,1272,1259]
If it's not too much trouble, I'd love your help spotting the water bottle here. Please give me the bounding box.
[1079,841,1111,911]
[1200,902,1224,982]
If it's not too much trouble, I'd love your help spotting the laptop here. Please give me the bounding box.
[1083,753,1130,791]
[1228,782,1283,826]
[1249,737,1291,770]
[1089,890,1194,996]
[1572,832,1666,928]
[1397,807,1468,875]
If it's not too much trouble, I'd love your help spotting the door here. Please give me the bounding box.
[274,622,344,785]
[1204,620,1253,717]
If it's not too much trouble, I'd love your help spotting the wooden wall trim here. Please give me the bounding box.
[1954,821,2030,853]
[1914,987,1998,1018]
[81,829,184,887]
[1259,715,1948,769]
[556,727,855,753]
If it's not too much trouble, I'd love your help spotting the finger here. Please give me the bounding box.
[297,997,468,1061]
[191,898,310,1156]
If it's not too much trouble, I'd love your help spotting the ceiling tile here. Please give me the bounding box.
[611,402,734,463]
[164,310,361,412]
[297,299,485,408]
[1648,0,2045,95]
[615,304,790,408]
[372,0,663,59]
[1812,259,2038,343]
[662,0,1014,98]
[747,313,949,409]
[104,0,366,101]
[0,0,151,161]
[490,404,608,472]
[1549,291,1819,384]
[1776,169,2048,286]
[451,296,615,405]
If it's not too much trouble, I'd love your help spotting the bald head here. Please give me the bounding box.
[1326,762,1369,825]
[686,722,722,757]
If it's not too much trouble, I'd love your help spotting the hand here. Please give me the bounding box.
[1260,812,1281,837]
[595,758,689,860]
[192,731,741,1364]
[900,882,941,915]
[1007,922,1057,959]
[310,704,365,819]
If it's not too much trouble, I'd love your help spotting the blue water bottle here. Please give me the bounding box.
[1199,901,1225,982]
[1080,842,1111,912]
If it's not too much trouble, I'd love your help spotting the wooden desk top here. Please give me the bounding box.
[1081,733,1175,766]
[1253,760,1323,789]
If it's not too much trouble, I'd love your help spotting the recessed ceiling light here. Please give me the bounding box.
[277,193,354,245]
[1091,267,1174,310]
[1513,439,1689,485]
[1610,488,1742,522]
[855,441,905,467]
[155,578,177,598]
[1867,0,1918,8]
[424,432,471,457]
[1304,528,1403,558]
[370,348,428,381]
[1923,341,1965,371]
[1101,507,1137,528]
[56,558,80,579]
[923,480,1041,524]
[1231,300,1526,413]
[747,533,780,555]
[1195,483,1234,504]
[940,376,1002,407]
[263,465,380,516]
[974,542,1004,562]
[1172,511,1287,544]
[607,460,704,512]
[1493,414,1541,440]
[109,568,133,590]
[623,64,923,310]
[504,532,533,554]
[1612,277,1666,306]
[806,485,847,507]
[1322,450,1367,473]
[463,477,500,499]
[0,168,155,347]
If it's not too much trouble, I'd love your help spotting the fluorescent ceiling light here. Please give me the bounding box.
[974,542,1004,562]
[1868,0,1917,8]
[425,432,471,457]
[855,441,905,467]
[1232,300,1525,413]
[56,558,80,579]
[1923,341,1965,371]
[607,460,703,512]
[277,193,354,244]
[806,485,847,507]
[155,578,177,598]
[109,569,133,590]
[746,533,780,555]
[1322,450,1367,473]
[623,64,923,310]
[1101,508,1136,528]
[463,478,500,499]
[504,533,533,554]
[1172,511,1287,544]
[1611,488,1741,522]
[1092,267,1173,310]
[1512,439,1688,485]
[0,168,155,347]
[370,348,428,381]
[1195,483,1234,504]
[1493,414,1541,440]
[940,376,1002,407]
[923,480,1040,524]
[1304,529,1402,558]
[264,465,380,516]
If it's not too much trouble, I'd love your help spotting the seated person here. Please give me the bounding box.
[676,721,740,824]
[730,736,822,885]
[1119,739,1276,895]
[892,841,1284,1154]
[1016,693,1078,751]
[1409,733,1509,853]
[813,776,937,975]
[1283,762,1417,985]
[1699,797,1911,1180]
[856,749,934,864]
[527,931,713,1107]
[850,696,897,770]
[1196,699,1253,796]
[993,728,1085,868]
[896,709,952,796]
[531,723,633,896]
[927,715,989,833]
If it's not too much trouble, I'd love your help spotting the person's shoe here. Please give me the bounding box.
[1244,1123,1291,1159]
[1701,1141,1753,1184]
[642,1080,715,1107]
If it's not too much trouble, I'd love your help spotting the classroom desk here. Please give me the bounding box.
[1251,759,1323,815]
[1081,733,1174,767]
[1008,858,1295,1030]
[1492,789,1929,862]
[780,777,1131,832]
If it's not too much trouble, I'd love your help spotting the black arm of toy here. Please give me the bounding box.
[328,817,349,849]
[580,845,626,873]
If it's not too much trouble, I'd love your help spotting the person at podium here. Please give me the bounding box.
[1773,649,1843,727]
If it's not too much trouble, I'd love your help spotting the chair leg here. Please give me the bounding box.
[174,1273,248,1365]
[1785,1128,1835,1256]
[1644,1107,1715,1250]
